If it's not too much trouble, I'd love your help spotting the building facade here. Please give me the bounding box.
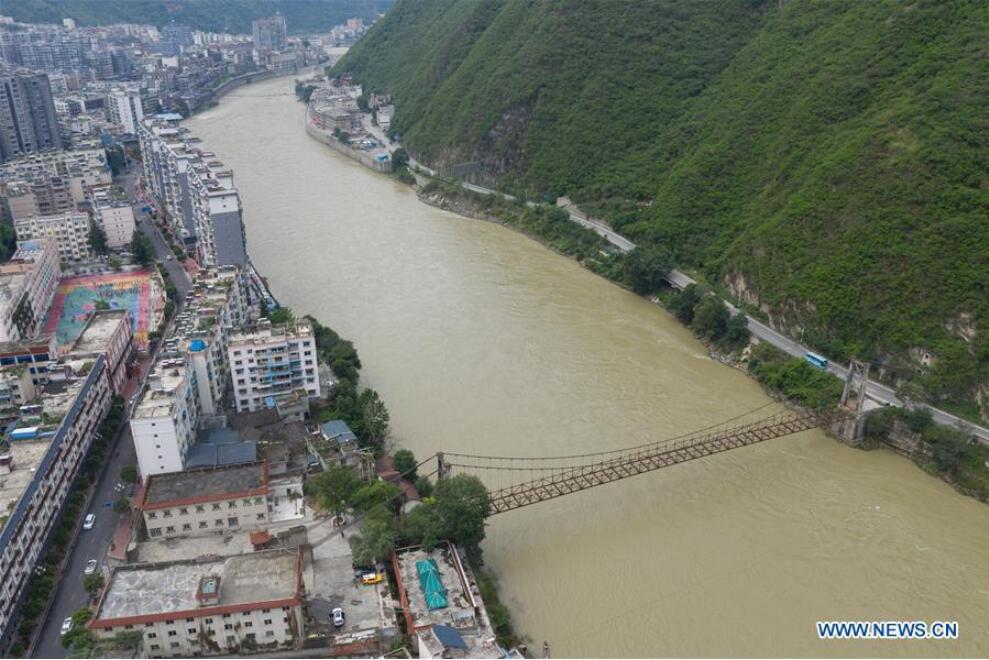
[106,87,145,134]
[0,69,62,164]
[0,356,112,639]
[0,239,60,343]
[89,549,305,658]
[130,355,201,477]
[139,462,270,539]
[227,320,319,413]
[252,14,287,53]
[13,211,92,264]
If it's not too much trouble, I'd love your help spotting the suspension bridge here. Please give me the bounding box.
[434,406,827,515]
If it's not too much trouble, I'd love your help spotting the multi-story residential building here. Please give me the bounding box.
[130,354,201,477]
[14,211,92,264]
[164,265,247,415]
[139,115,248,267]
[89,184,137,248]
[0,335,58,387]
[106,87,144,135]
[252,14,288,53]
[0,68,62,163]
[0,148,111,225]
[0,363,37,416]
[63,309,133,394]
[138,462,271,539]
[227,319,320,413]
[0,239,60,342]
[88,548,306,658]
[0,355,112,640]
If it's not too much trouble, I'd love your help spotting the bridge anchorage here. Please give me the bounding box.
[438,409,828,515]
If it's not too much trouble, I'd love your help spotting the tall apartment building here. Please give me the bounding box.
[14,211,93,264]
[130,354,201,477]
[0,240,60,343]
[106,87,144,134]
[138,116,247,267]
[0,356,112,640]
[163,265,248,416]
[227,319,320,413]
[89,549,306,658]
[0,69,62,163]
[252,14,288,53]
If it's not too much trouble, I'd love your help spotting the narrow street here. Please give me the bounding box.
[31,168,190,657]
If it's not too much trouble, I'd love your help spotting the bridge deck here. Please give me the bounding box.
[479,412,819,514]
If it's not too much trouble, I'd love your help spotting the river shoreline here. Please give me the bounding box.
[189,77,989,657]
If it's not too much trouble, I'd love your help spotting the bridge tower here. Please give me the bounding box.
[436,452,449,480]
[838,359,871,443]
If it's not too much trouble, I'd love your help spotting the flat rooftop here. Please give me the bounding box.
[0,437,55,516]
[93,548,301,624]
[394,545,502,658]
[69,310,129,355]
[132,357,189,419]
[142,461,267,509]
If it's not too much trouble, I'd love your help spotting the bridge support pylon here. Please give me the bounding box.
[436,452,448,480]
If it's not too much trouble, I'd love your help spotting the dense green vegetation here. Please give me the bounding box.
[8,0,393,34]
[865,407,989,501]
[337,0,989,419]
[747,344,843,413]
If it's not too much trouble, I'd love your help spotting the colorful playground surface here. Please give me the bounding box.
[42,270,159,350]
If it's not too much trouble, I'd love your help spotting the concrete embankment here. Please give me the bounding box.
[304,119,392,174]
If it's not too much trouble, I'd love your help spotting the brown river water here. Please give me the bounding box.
[188,76,989,658]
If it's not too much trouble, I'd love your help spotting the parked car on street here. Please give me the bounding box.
[331,607,345,627]
[60,617,73,635]
[83,513,95,530]
[84,559,98,575]
[361,572,383,585]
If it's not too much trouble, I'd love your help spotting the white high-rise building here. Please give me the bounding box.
[106,87,144,135]
[130,355,201,477]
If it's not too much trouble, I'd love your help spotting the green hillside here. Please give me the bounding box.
[335,0,989,417]
[6,0,394,34]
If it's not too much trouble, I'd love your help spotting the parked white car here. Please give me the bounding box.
[331,607,345,627]
[60,617,73,635]
[84,559,98,575]
[83,513,95,530]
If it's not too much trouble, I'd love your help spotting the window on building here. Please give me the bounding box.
[265,630,275,637]
[256,513,265,521]
[227,501,236,509]
[162,510,172,518]
[149,527,162,537]
[204,618,213,624]
[195,505,205,513]
[199,521,208,529]
[170,642,180,648]
[186,617,194,623]
[179,507,188,514]
[187,627,196,634]
[167,630,177,637]
[165,526,175,533]
[254,497,263,505]
[150,644,160,651]
[227,517,238,527]
[147,632,157,639]
[182,523,191,531]
[148,512,157,519]
[263,619,272,625]
[215,519,224,526]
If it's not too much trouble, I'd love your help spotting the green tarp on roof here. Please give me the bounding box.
[416,559,448,610]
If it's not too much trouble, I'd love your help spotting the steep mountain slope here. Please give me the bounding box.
[335,0,989,413]
[7,0,393,34]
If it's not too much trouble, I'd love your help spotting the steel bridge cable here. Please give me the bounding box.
[441,400,780,462]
